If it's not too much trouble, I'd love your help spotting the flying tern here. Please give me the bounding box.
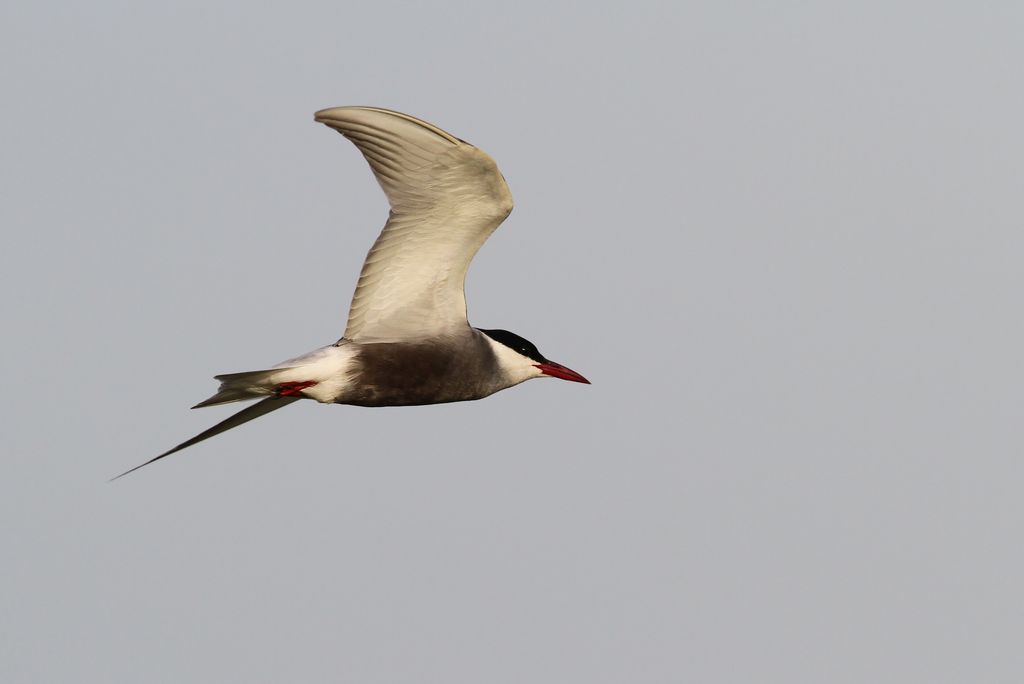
[114,106,589,479]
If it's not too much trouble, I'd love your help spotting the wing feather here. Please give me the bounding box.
[315,106,513,341]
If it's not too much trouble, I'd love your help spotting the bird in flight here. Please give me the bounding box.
[113,106,589,480]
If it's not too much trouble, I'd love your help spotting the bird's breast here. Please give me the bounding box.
[338,336,501,407]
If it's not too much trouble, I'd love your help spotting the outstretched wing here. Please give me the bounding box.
[110,397,300,480]
[315,106,514,342]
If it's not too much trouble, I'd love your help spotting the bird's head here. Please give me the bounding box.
[478,328,590,386]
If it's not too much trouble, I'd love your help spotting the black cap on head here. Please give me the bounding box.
[477,328,546,363]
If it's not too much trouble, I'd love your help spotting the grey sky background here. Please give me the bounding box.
[3,2,1022,682]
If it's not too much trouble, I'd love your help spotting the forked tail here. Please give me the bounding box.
[112,344,349,479]
[192,369,292,408]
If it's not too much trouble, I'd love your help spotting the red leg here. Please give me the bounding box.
[276,380,318,397]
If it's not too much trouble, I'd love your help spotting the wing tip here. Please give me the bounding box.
[109,397,300,481]
[313,106,461,145]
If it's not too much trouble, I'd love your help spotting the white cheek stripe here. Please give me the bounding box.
[481,335,546,386]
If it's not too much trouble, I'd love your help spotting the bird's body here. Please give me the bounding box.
[332,331,508,407]
[114,106,588,479]
[204,328,535,409]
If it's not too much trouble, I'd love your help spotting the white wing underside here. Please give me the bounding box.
[315,106,514,342]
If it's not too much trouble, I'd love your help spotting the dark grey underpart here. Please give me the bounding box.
[338,331,504,407]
